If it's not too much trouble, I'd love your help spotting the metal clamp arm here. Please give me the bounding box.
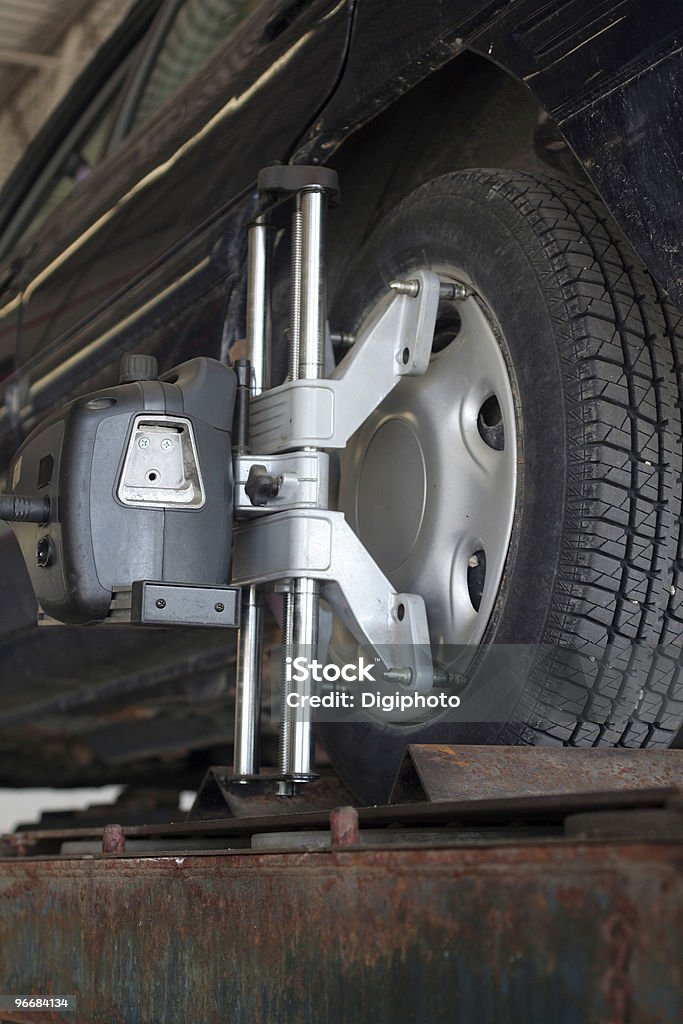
[232,509,434,692]
[248,269,441,453]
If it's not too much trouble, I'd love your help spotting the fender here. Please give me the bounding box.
[298,0,683,307]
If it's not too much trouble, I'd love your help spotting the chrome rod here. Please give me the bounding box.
[246,217,270,396]
[233,588,264,777]
[233,215,270,777]
[298,188,325,380]
[288,204,303,381]
[279,183,329,784]
[279,578,320,780]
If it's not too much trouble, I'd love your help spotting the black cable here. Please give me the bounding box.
[0,494,50,524]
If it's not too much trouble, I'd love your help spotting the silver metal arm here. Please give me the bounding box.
[248,269,441,453]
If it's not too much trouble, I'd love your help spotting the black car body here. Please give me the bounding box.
[0,0,680,788]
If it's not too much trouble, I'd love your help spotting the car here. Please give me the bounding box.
[0,0,681,805]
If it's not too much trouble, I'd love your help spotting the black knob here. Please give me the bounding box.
[245,464,279,507]
[119,353,159,384]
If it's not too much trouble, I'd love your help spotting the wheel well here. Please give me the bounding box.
[324,51,586,303]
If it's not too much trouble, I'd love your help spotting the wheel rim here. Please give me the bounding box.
[337,269,518,666]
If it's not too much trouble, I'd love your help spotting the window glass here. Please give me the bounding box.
[131,0,264,129]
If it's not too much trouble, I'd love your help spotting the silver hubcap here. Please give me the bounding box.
[338,271,517,663]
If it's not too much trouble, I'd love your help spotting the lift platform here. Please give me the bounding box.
[0,745,681,1024]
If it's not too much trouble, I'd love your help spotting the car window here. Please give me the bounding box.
[130,0,265,130]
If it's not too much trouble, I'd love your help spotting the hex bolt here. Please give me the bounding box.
[102,824,126,855]
[330,806,359,846]
[155,598,166,609]
[468,554,480,569]
[138,437,150,450]
[161,438,173,451]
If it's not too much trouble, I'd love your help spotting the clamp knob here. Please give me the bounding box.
[119,353,159,384]
[245,464,280,507]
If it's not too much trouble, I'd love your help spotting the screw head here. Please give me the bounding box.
[214,602,225,613]
[155,598,166,609]
[160,438,173,451]
[138,437,150,450]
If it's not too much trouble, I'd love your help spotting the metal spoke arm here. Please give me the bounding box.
[232,510,434,692]
[248,269,441,454]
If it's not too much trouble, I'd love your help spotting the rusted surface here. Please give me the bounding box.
[603,910,637,1024]
[391,745,683,803]
[0,841,680,1023]
[329,805,359,846]
[101,824,126,855]
[3,785,682,858]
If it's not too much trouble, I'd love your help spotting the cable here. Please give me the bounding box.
[0,494,50,524]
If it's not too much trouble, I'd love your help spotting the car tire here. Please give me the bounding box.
[319,169,683,804]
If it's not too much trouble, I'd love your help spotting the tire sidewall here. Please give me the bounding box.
[320,174,572,800]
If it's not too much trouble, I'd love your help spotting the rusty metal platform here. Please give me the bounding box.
[0,837,681,1023]
[0,747,681,1023]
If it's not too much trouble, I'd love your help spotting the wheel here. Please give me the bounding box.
[319,169,683,804]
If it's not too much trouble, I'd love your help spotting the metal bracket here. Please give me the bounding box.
[118,414,205,509]
[234,451,329,515]
[106,581,241,627]
[248,268,441,453]
[187,766,355,819]
[233,509,434,691]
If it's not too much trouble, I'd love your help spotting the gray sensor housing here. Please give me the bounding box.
[4,356,237,625]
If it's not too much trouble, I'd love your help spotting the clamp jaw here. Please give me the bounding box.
[232,166,449,789]
[233,267,442,692]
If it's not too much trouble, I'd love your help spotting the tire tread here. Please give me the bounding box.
[446,170,683,747]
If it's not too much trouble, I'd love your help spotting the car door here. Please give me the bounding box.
[13,0,354,437]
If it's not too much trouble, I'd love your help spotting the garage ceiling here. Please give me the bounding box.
[0,0,94,83]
